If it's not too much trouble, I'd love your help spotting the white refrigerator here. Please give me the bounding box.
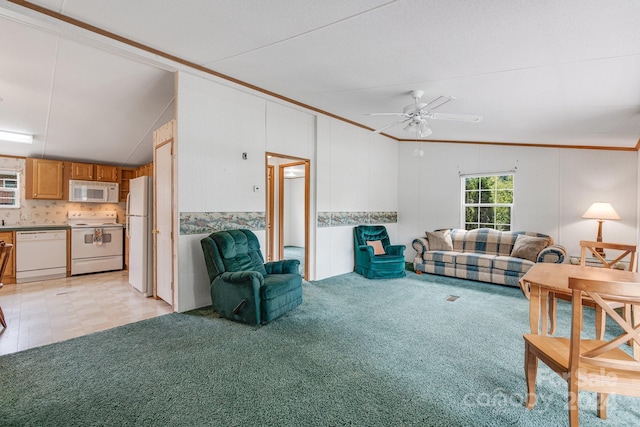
[126,176,153,297]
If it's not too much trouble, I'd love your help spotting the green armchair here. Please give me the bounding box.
[201,229,303,325]
[354,225,406,279]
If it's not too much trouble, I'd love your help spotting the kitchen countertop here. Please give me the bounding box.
[0,225,70,232]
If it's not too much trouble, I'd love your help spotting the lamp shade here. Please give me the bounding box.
[581,202,621,220]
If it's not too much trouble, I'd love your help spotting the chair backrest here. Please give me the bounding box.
[353,225,391,249]
[0,241,13,286]
[568,277,640,370]
[580,240,637,271]
[200,229,267,282]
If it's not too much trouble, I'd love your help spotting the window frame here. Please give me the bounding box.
[460,172,514,231]
[0,170,20,209]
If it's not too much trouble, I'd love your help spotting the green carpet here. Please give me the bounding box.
[1,272,639,426]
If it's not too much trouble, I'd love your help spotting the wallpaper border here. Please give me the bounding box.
[180,212,265,235]
[180,211,398,235]
[317,211,398,228]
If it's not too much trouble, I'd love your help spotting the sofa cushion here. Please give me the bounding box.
[423,251,457,264]
[493,256,534,273]
[425,230,453,251]
[455,265,492,282]
[455,253,495,268]
[462,228,514,256]
[511,234,549,262]
[450,229,466,252]
[366,240,385,255]
[500,232,552,257]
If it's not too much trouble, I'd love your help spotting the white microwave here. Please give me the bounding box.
[69,180,119,203]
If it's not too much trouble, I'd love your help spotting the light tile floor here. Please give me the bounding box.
[0,270,173,356]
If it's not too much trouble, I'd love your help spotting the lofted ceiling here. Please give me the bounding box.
[1,0,639,167]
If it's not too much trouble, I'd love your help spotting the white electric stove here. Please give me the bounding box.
[68,211,124,275]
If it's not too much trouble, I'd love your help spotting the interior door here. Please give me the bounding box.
[154,137,174,305]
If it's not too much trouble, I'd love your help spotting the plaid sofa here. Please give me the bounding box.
[412,228,566,287]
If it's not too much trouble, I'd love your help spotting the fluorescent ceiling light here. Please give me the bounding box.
[0,130,33,144]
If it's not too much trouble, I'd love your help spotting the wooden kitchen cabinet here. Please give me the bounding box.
[96,164,118,182]
[25,158,64,200]
[119,168,135,202]
[70,162,118,182]
[0,231,15,284]
[119,163,151,202]
[70,162,94,180]
[135,162,153,178]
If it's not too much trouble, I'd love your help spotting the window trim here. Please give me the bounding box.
[460,172,514,231]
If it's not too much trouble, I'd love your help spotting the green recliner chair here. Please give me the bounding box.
[200,229,303,325]
[354,225,406,279]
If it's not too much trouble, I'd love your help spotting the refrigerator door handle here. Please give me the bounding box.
[125,192,131,239]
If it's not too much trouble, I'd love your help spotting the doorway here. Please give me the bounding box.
[266,153,310,280]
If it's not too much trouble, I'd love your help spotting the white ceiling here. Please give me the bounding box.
[1,0,639,166]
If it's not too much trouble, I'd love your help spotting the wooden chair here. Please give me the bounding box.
[581,241,637,341]
[524,277,640,426]
[0,241,13,329]
[580,240,636,271]
[549,241,637,338]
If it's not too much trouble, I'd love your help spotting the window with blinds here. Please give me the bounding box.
[0,171,20,208]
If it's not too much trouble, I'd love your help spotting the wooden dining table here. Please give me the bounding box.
[519,263,640,338]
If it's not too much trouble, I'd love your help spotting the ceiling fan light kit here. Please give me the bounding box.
[368,90,482,138]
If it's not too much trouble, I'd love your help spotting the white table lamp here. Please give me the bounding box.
[582,202,621,257]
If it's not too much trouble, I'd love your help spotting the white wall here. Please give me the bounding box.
[175,71,318,311]
[558,149,638,255]
[174,70,401,307]
[398,142,638,261]
[266,102,315,158]
[175,72,267,312]
[315,117,400,279]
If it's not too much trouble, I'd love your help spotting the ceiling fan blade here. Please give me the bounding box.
[371,116,413,134]
[430,112,483,122]
[366,112,406,116]
[424,96,454,110]
[371,121,401,134]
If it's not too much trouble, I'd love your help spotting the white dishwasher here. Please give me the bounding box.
[16,230,68,283]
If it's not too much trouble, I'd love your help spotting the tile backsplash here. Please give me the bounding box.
[0,156,126,226]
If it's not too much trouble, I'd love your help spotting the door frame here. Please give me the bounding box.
[267,165,275,261]
[266,152,310,280]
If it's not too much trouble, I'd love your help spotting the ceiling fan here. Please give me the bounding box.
[367,90,482,138]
